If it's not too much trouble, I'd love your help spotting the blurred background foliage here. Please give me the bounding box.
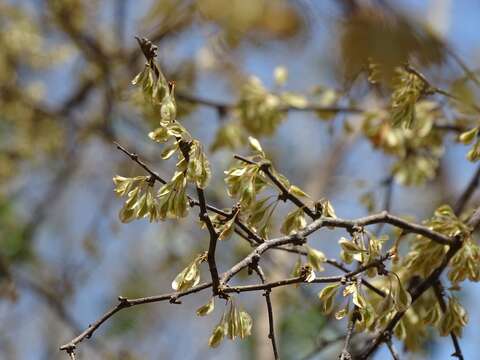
[1,0,480,359]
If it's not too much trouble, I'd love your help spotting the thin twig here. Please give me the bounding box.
[446,47,480,88]
[386,339,400,360]
[176,91,362,115]
[114,141,167,184]
[454,164,480,215]
[339,308,358,360]
[224,252,391,294]
[60,253,388,357]
[220,211,452,287]
[326,259,387,298]
[59,283,212,353]
[320,212,453,246]
[196,187,221,295]
[234,154,328,220]
[264,288,279,360]
[252,265,280,360]
[405,63,480,113]
[67,349,76,360]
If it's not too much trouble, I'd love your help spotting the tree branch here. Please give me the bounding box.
[221,211,451,287]
[252,265,279,360]
[446,46,480,88]
[59,282,212,355]
[385,339,400,360]
[176,91,362,115]
[59,250,389,358]
[196,187,221,295]
[109,139,461,360]
[340,308,358,360]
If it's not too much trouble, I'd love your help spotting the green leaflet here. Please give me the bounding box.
[196,298,215,317]
[238,76,285,136]
[391,68,425,129]
[439,297,468,337]
[318,283,340,314]
[113,176,162,223]
[459,127,478,145]
[392,273,412,312]
[207,300,253,348]
[172,252,207,292]
[306,246,326,272]
[280,207,306,235]
[208,322,225,348]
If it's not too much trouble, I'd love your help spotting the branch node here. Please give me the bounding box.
[292,234,306,246]
[451,351,463,359]
[147,175,155,187]
[251,253,261,265]
[259,161,272,172]
[169,296,182,304]
[117,296,132,307]
[59,343,75,352]
[339,350,352,360]
[135,36,158,61]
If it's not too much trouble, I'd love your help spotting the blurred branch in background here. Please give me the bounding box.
[2,1,480,360]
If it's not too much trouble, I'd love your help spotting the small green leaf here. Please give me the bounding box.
[248,136,264,154]
[352,285,367,309]
[323,200,337,218]
[274,66,288,86]
[281,208,306,235]
[218,215,236,241]
[423,304,441,326]
[393,275,412,312]
[289,185,310,198]
[318,284,339,314]
[238,310,253,339]
[339,237,366,253]
[459,127,478,144]
[226,302,238,340]
[208,323,225,348]
[161,143,178,159]
[304,265,316,283]
[291,257,302,278]
[160,94,176,123]
[307,246,326,271]
[197,298,215,316]
[335,306,349,320]
[318,283,340,301]
[119,206,135,223]
[171,253,205,291]
[148,126,170,143]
